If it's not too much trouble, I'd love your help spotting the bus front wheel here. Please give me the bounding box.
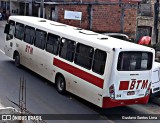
[56,75,66,94]
[15,53,20,67]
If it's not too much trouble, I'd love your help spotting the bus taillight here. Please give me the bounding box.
[145,83,151,96]
[109,84,115,99]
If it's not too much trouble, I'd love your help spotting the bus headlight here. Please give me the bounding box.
[109,84,115,99]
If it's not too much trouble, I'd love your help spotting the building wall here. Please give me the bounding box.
[53,2,138,38]
[10,2,19,15]
[136,0,160,44]
[57,5,89,29]
[91,5,121,32]
[124,7,137,37]
[0,0,10,13]
[7,0,140,39]
[137,16,153,27]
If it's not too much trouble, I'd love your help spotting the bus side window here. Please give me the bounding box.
[6,20,15,41]
[92,49,107,75]
[59,38,76,62]
[74,43,94,70]
[46,33,60,55]
[15,22,24,40]
[24,26,35,45]
[34,29,47,49]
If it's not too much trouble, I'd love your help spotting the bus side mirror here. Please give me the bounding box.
[4,24,10,34]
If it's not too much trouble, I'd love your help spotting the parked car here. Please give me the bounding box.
[0,12,2,20]
[102,33,131,41]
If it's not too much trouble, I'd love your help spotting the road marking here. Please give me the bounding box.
[0,49,5,54]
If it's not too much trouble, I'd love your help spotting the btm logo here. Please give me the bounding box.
[129,79,148,90]
[119,79,148,90]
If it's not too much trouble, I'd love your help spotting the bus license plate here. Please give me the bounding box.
[127,91,135,96]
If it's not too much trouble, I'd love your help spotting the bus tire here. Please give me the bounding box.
[55,74,66,94]
[15,53,20,67]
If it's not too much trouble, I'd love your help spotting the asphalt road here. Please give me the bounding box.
[0,20,160,123]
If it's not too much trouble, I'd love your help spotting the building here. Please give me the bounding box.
[0,0,10,19]
[1,0,142,40]
[0,0,33,16]
[137,0,160,44]
[34,0,141,39]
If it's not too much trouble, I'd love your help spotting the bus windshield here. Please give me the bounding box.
[117,51,153,71]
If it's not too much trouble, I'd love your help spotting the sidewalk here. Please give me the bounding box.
[0,20,7,28]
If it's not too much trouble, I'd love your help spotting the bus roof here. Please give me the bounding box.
[9,16,154,52]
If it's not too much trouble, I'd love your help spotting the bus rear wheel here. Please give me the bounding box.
[56,75,66,94]
[15,53,20,67]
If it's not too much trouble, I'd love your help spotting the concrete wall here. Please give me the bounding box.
[136,0,160,44]
[10,2,19,15]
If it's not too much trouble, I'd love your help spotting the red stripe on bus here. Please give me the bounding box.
[119,81,129,90]
[53,58,104,88]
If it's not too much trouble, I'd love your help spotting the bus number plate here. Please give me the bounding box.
[127,91,135,96]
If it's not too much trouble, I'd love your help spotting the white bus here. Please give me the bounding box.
[4,16,155,108]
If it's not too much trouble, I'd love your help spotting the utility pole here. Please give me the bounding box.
[40,0,44,18]
[24,0,26,16]
[9,0,11,16]
[119,0,124,33]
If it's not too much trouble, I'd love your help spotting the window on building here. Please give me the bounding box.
[59,38,76,62]
[92,49,107,75]
[74,43,94,69]
[15,22,24,40]
[34,29,47,49]
[46,33,60,55]
[24,26,35,44]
